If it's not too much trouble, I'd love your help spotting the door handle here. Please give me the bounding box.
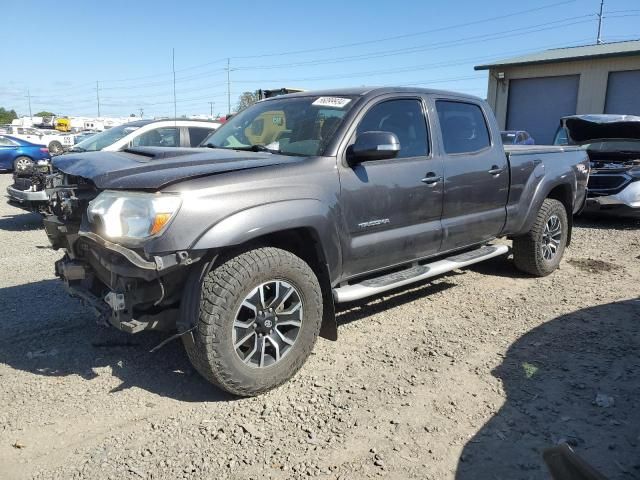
[421,173,442,185]
[488,165,504,176]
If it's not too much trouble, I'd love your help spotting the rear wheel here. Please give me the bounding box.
[48,140,63,155]
[183,247,323,396]
[513,198,568,276]
[13,156,33,173]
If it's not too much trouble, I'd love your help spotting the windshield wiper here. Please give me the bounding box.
[232,145,279,154]
[203,143,218,149]
[70,147,86,152]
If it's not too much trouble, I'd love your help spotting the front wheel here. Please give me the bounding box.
[183,247,323,396]
[513,198,568,276]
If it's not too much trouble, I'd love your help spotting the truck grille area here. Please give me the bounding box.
[588,173,631,196]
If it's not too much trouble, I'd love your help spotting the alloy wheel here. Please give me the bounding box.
[233,280,303,368]
[541,214,562,260]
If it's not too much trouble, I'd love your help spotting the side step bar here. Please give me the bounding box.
[333,244,510,303]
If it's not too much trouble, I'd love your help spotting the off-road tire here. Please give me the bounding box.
[13,156,33,173]
[182,247,323,396]
[513,198,568,277]
[48,140,63,155]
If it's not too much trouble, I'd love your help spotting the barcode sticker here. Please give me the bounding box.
[312,97,352,108]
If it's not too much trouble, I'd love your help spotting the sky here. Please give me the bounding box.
[2,0,639,118]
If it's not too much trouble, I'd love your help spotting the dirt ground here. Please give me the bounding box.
[0,173,638,480]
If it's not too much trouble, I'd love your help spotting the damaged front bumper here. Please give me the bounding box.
[585,180,640,217]
[48,219,205,333]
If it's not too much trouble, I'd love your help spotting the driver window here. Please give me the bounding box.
[356,99,429,158]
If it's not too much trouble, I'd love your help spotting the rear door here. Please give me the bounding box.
[338,96,444,277]
[0,136,18,169]
[435,99,508,252]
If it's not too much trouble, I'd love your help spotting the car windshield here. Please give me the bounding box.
[201,95,356,156]
[71,124,142,151]
[583,139,640,153]
[553,126,640,152]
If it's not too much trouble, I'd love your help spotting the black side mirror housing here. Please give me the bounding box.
[347,131,400,164]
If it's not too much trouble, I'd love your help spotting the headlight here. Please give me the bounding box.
[87,191,181,243]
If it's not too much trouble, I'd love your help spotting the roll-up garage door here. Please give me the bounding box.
[506,75,579,144]
[605,70,640,115]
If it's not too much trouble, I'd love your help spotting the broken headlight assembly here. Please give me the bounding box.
[87,191,181,244]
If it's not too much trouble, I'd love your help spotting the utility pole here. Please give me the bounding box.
[226,58,231,115]
[172,48,177,121]
[96,81,101,117]
[26,89,32,118]
[596,0,605,44]
[208,101,215,118]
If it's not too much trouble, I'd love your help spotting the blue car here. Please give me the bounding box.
[0,135,51,172]
[501,130,535,145]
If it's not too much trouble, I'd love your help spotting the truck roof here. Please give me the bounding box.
[267,86,483,102]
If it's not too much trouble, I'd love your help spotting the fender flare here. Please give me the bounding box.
[190,199,341,341]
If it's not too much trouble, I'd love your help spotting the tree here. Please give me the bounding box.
[0,107,18,124]
[35,111,55,117]
[235,91,259,112]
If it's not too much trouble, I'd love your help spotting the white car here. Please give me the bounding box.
[69,119,221,153]
[3,126,74,155]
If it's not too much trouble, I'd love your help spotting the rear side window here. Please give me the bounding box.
[189,127,213,146]
[436,101,491,154]
[0,136,16,146]
[131,127,179,147]
[357,99,429,158]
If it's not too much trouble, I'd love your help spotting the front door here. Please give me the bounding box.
[339,97,444,278]
[435,99,508,251]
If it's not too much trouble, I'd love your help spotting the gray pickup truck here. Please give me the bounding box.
[43,87,589,396]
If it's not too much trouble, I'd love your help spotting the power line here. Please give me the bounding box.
[12,0,577,94]
[232,0,577,59]
[231,15,596,71]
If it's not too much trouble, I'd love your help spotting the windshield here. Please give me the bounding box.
[583,139,640,153]
[553,126,640,152]
[200,95,356,156]
[71,124,142,151]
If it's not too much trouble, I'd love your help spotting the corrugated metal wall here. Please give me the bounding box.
[506,76,579,144]
[485,55,640,132]
[604,70,640,115]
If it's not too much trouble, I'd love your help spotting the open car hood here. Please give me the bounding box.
[52,147,304,190]
[562,114,640,144]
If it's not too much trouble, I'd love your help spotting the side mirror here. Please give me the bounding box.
[348,131,400,164]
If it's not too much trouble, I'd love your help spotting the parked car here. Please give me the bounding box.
[501,130,535,145]
[72,130,100,144]
[69,119,221,153]
[554,114,640,217]
[43,87,588,396]
[0,135,50,172]
[2,126,74,155]
[6,119,221,210]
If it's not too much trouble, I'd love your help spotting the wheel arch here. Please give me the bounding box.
[546,183,573,246]
[189,201,341,341]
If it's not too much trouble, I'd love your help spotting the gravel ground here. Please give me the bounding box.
[0,172,638,480]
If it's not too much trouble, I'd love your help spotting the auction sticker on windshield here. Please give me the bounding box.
[312,97,352,108]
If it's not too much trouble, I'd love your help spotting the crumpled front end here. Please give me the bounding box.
[44,172,203,333]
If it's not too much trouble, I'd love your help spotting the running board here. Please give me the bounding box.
[333,244,510,303]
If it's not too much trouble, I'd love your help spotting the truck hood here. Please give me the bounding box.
[561,114,640,143]
[52,147,305,190]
